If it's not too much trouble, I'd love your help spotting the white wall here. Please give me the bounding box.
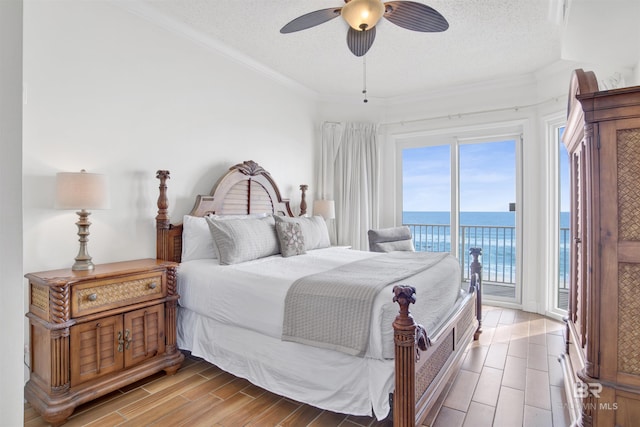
[0,1,24,424]
[23,0,318,274]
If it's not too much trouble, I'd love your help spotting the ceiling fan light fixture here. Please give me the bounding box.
[341,0,385,31]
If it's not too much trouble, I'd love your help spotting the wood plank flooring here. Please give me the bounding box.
[24,306,571,426]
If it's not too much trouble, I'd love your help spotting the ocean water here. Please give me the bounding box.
[403,211,570,228]
[402,211,570,284]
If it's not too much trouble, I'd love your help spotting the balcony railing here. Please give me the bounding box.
[404,223,570,291]
[559,227,570,290]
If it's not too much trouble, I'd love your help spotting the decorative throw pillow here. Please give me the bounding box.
[273,215,330,250]
[276,221,306,257]
[368,226,415,253]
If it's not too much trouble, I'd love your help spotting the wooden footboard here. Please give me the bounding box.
[392,249,482,426]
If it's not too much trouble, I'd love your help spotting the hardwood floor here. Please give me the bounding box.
[24,306,571,427]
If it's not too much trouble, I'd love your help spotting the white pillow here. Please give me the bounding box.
[206,215,280,265]
[273,215,330,250]
[181,215,216,262]
[181,213,270,262]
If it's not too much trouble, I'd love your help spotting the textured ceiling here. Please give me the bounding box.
[136,0,564,100]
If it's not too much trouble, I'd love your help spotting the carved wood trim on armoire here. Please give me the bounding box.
[560,69,640,427]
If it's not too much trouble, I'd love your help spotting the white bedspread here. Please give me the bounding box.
[177,247,462,360]
[177,247,464,420]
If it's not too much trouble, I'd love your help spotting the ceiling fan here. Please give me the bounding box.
[280,0,449,57]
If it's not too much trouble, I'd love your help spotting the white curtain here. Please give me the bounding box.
[318,122,380,250]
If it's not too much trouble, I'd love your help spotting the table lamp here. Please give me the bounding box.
[313,200,335,220]
[55,169,110,271]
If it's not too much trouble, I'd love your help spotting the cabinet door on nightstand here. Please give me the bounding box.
[70,315,124,386]
[124,304,165,368]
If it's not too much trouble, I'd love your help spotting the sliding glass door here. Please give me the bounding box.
[401,134,521,303]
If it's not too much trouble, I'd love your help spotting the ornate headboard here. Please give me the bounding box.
[156,160,304,262]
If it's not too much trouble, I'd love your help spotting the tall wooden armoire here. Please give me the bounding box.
[561,69,640,427]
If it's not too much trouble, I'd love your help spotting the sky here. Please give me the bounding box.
[559,127,571,212]
[403,131,571,213]
[402,139,517,212]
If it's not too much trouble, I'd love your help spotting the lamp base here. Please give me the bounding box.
[72,209,95,271]
[72,258,95,271]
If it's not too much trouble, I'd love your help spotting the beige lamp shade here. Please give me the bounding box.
[313,200,335,220]
[341,0,385,31]
[55,170,110,210]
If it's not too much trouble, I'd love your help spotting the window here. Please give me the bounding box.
[557,126,569,311]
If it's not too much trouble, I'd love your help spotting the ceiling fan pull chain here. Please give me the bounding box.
[362,55,368,103]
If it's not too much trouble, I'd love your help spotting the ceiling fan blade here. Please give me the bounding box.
[383,1,449,32]
[347,27,376,57]
[280,8,342,34]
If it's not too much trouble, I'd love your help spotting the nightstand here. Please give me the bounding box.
[24,259,184,426]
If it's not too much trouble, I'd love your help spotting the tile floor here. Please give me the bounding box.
[429,305,570,427]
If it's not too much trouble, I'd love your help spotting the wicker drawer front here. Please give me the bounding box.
[71,272,164,317]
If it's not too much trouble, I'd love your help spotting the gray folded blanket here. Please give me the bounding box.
[282,251,448,356]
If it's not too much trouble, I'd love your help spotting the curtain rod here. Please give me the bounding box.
[380,96,563,127]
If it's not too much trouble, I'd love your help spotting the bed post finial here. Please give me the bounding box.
[156,170,170,228]
[469,247,483,340]
[299,184,308,216]
[392,285,417,427]
[156,170,171,260]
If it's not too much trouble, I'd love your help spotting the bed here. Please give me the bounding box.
[155,160,481,426]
